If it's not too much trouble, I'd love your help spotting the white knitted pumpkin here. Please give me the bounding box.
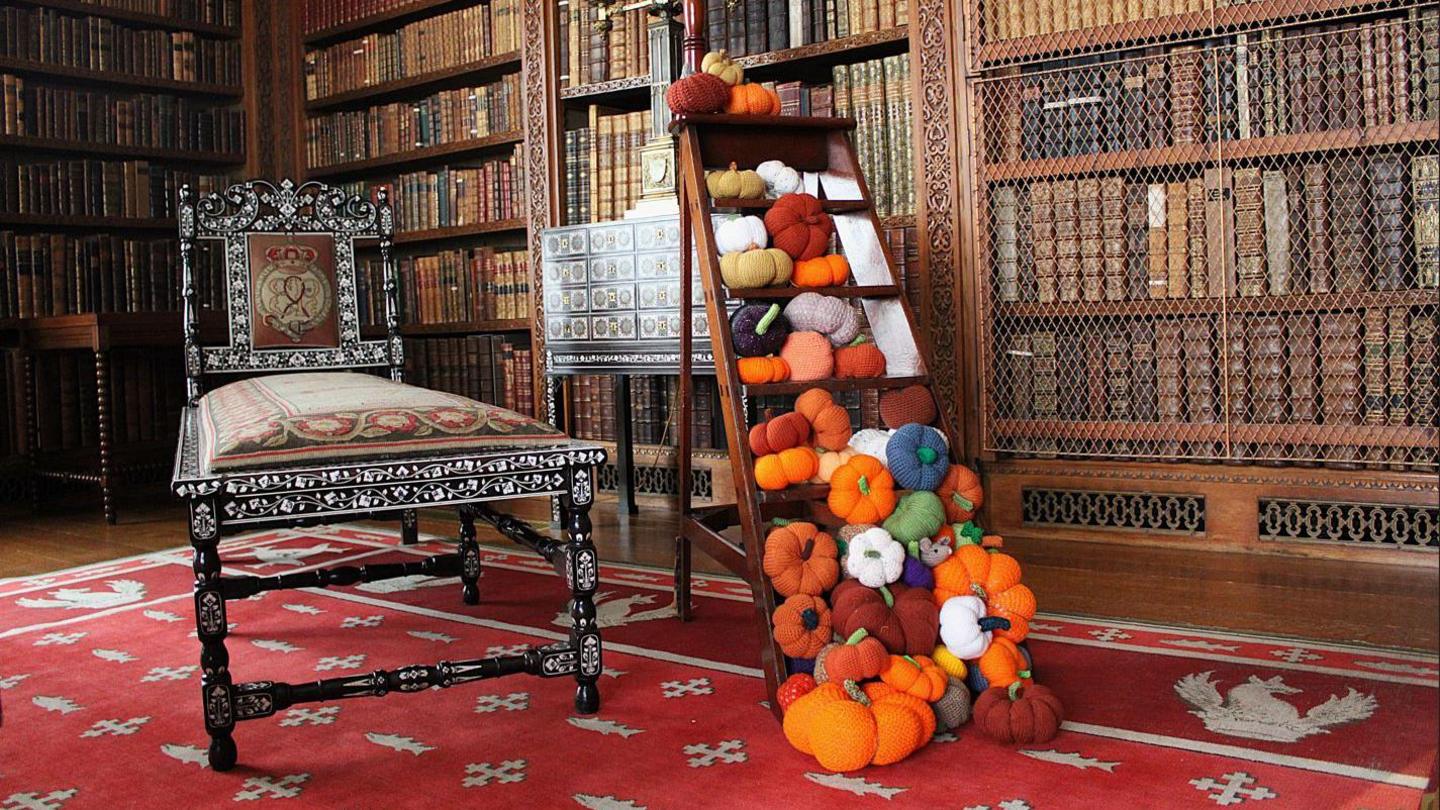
[756,159,803,197]
[714,215,768,254]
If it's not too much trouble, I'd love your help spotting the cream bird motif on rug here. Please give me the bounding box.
[552,592,675,629]
[1175,672,1378,742]
[16,579,147,610]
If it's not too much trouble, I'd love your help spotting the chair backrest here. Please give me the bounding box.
[177,179,400,404]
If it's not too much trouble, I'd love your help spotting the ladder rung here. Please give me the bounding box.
[710,198,870,214]
[758,484,830,504]
[744,375,930,397]
[727,285,900,301]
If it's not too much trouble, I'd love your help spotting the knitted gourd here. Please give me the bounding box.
[938,463,984,522]
[974,682,1064,745]
[777,673,817,713]
[901,556,934,589]
[730,303,789,357]
[834,337,888,378]
[726,82,782,115]
[788,682,929,771]
[811,446,857,484]
[938,594,1010,659]
[794,388,852,450]
[754,446,819,491]
[830,580,939,656]
[748,411,810,455]
[849,428,892,463]
[665,72,730,115]
[879,385,938,429]
[827,454,897,523]
[784,293,861,347]
[737,356,789,384]
[843,527,905,587]
[715,215,768,254]
[779,332,833,381]
[765,193,834,261]
[756,159,802,197]
[879,654,949,702]
[720,248,792,289]
[706,161,764,199]
[886,424,950,491]
[782,682,845,753]
[793,254,851,287]
[932,678,973,732]
[968,637,1033,692]
[931,643,968,680]
[883,491,946,544]
[863,682,937,741]
[771,593,832,658]
[762,521,839,597]
[700,49,743,85]
[813,628,889,684]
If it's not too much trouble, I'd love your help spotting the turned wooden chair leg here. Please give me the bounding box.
[458,504,480,605]
[189,497,237,771]
[400,509,419,545]
[562,464,601,715]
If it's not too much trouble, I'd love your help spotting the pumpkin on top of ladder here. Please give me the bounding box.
[665,34,1062,773]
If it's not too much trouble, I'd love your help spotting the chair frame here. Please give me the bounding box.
[171,180,605,771]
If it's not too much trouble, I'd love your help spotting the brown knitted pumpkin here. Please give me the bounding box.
[879,385,938,429]
[666,72,730,115]
[973,682,1065,745]
[830,580,940,656]
[834,339,887,379]
[762,521,839,598]
[764,193,834,261]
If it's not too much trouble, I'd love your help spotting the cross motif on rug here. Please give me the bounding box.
[140,666,196,682]
[474,692,530,713]
[282,604,323,615]
[1088,628,1132,643]
[252,639,302,653]
[661,678,713,698]
[1190,772,1277,806]
[2,789,78,810]
[80,717,151,737]
[233,775,309,802]
[1269,646,1321,664]
[463,760,528,787]
[33,632,86,646]
[315,654,366,671]
[279,707,340,727]
[341,615,384,629]
[683,739,746,768]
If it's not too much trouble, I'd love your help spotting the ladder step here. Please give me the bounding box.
[744,375,930,397]
[710,198,870,214]
[727,285,900,301]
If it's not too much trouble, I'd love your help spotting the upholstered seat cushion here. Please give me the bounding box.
[198,372,568,472]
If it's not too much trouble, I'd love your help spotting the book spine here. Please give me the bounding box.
[1261,170,1290,295]
[1411,154,1438,287]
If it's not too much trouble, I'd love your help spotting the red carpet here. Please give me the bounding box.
[0,524,1435,808]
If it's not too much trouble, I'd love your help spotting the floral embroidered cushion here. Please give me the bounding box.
[198,372,569,472]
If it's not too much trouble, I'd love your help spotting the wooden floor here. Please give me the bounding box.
[2,487,1436,652]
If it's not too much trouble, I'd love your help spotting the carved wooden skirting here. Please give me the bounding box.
[1022,487,1206,535]
[559,75,651,99]
[1258,498,1439,551]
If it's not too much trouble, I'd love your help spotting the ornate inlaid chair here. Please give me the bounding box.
[171,180,605,771]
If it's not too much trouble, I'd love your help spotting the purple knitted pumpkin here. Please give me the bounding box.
[901,556,935,589]
[730,303,790,357]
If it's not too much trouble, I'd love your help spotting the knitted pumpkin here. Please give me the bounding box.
[886,424,950,491]
[784,293,861,347]
[720,248,792,289]
[726,82,782,115]
[737,355,789,384]
[938,594,1011,659]
[882,491,946,545]
[879,385,938,429]
[756,159,802,197]
[968,636,1033,692]
[932,677,973,731]
[827,454,897,523]
[793,254,851,287]
[811,446,858,483]
[862,682,937,742]
[777,673,817,713]
[700,49,743,86]
[778,331,833,381]
[880,654,948,702]
[794,388,852,450]
[900,556,934,589]
[715,215,768,254]
[932,536,1035,642]
[830,580,940,656]
[754,446,819,491]
[834,337,888,379]
[772,593,832,658]
[762,521,839,598]
[848,428,892,463]
[729,303,789,357]
[931,643,968,680]
[813,628,889,684]
[764,193,834,261]
[749,411,810,456]
[706,161,764,199]
[974,682,1064,745]
[843,526,905,588]
[786,681,929,771]
[782,681,845,751]
[666,72,730,115]
[938,464,984,522]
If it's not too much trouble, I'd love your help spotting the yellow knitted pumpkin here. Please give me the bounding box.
[701,50,743,86]
[720,248,793,289]
[706,162,765,199]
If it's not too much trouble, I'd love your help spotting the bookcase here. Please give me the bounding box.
[962,0,1439,557]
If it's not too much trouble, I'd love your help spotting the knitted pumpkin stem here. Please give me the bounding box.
[916,446,939,465]
[977,616,1012,633]
[799,537,815,561]
[843,679,872,706]
[902,654,920,667]
[800,608,819,631]
[770,517,793,526]
[755,303,782,335]
[848,335,867,347]
[951,492,975,510]
[1007,681,1024,701]
[878,585,894,608]
[857,475,871,495]
[845,628,870,645]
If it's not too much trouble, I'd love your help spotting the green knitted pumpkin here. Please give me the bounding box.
[882,491,946,544]
[720,248,793,289]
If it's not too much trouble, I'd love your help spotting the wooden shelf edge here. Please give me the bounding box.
[302,0,476,45]
[306,53,522,111]
[9,0,241,37]
[0,134,244,165]
[307,131,524,179]
[671,113,858,133]
[734,26,910,71]
[727,285,901,300]
[0,213,175,230]
[388,220,527,245]
[559,75,651,102]
[745,374,930,396]
[0,56,243,97]
[360,318,532,338]
[991,288,1439,318]
[709,198,870,213]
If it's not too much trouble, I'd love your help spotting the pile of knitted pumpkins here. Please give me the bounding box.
[759,390,1064,772]
[666,50,782,116]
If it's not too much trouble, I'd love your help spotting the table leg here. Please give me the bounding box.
[614,373,637,516]
[95,350,114,525]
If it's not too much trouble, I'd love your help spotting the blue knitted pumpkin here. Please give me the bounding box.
[886,424,949,491]
[730,303,790,357]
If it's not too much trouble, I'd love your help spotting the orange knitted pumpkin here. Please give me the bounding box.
[879,654,949,702]
[782,681,845,752]
[834,338,888,379]
[772,593,832,658]
[794,388,853,450]
[755,446,819,491]
[793,254,851,288]
[737,355,790,384]
[748,411,811,456]
[666,72,730,115]
[862,682,938,740]
[779,331,833,381]
[975,636,1033,690]
[938,464,984,522]
[827,454,897,523]
[725,82,781,115]
[931,537,1035,642]
[764,193,834,261]
[762,521,840,597]
[786,681,930,771]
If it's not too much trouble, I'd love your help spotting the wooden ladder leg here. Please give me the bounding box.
[457,504,480,605]
[562,464,601,715]
[673,535,693,621]
[189,495,237,771]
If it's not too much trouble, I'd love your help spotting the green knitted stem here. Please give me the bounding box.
[843,679,871,706]
[957,521,984,543]
[878,585,894,608]
[756,303,782,335]
[977,616,1011,633]
[902,655,920,667]
[951,492,975,511]
[906,540,921,559]
[800,608,819,631]
[864,549,881,559]
[800,537,815,560]
[916,446,939,465]
[971,583,988,600]
[848,335,868,347]
[858,475,871,495]
[1007,681,1023,701]
[770,517,794,526]
[845,628,870,645]
[1018,669,1032,680]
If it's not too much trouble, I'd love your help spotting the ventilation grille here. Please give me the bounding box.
[1022,487,1206,534]
[1258,499,1439,550]
[597,462,713,501]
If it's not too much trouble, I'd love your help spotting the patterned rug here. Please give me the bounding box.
[0,524,1435,809]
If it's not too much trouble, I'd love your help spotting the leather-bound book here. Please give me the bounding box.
[1018,184,1036,300]
[1147,183,1168,298]
[1017,78,1043,161]
[1303,28,1326,133]
[1107,332,1132,424]
[1145,50,1170,148]
[1361,308,1389,465]
[1302,161,1331,292]
[1319,313,1363,468]
[1101,177,1127,300]
[1181,318,1216,425]
[1340,25,1364,130]
[1285,165,1309,292]
[1262,170,1291,295]
[1411,310,1437,432]
[1288,315,1319,463]
[1165,180,1190,298]
[1362,23,1379,128]
[1225,318,1248,424]
[1284,30,1307,135]
[1375,22,1393,128]
[1370,156,1407,289]
[1236,33,1253,140]
[1169,46,1203,145]
[1031,330,1058,457]
[1392,20,1410,127]
[1414,7,1439,123]
[1126,180,1150,300]
[1119,60,1149,151]
[1413,155,1439,287]
[994,185,1020,302]
[1186,178,1207,298]
[1387,307,1410,469]
[1204,167,1235,297]
[1040,73,1066,159]
[1131,322,1158,423]
[1329,156,1370,291]
[1054,179,1081,302]
[1154,321,1184,458]
[767,0,789,51]
[1078,178,1103,301]
[1233,168,1266,297]
[1247,316,1287,463]
[1086,333,1108,422]
[1031,181,1058,303]
[1006,333,1034,420]
[1061,331,1091,419]
[726,0,746,55]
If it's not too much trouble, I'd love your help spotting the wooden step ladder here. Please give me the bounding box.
[672,114,962,716]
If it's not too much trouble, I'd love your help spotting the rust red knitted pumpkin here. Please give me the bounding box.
[829,580,939,656]
[666,72,730,115]
[748,411,811,456]
[973,682,1065,745]
[834,339,887,379]
[764,193,834,261]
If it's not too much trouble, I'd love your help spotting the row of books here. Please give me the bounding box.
[986,13,1440,163]
[836,55,915,219]
[562,110,651,225]
[0,233,225,319]
[0,7,242,85]
[990,154,1440,304]
[977,0,1305,43]
[0,75,246,155]
[556,0,652,88]
[91,0,239,29]
[29,347,185,452]
[402,335,535,416]
[568,374,723,450]
[703,0,910,62]
[302,1,521,100]
[0,159,230,220]
[356,247,530,327]
[995,307,1438,437]
[301,0,419,34]
[305,76,522,168]
[340,147,524,233]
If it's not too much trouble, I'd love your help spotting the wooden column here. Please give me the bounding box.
[244,0,305,180]
[523,0,566,419]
